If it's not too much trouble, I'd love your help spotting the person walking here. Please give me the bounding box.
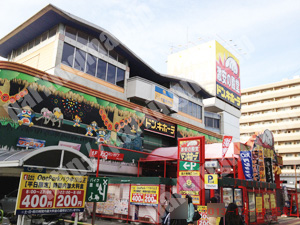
[186,195,194,225]
[219,203,243,225]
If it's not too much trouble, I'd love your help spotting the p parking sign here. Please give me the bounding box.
[86,177,109,202]
[205,174,218,189]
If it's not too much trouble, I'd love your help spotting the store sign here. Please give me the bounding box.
[154,86,174,107]
[221,136,232,159]
[179,139,201,161]
[89,149,124,161]
[240,150,253,181]
[17,137,45,149]
[86,177,109,202]
[15,172,88,215]
[252,144,266,182]
[129,185,159,206]
[198,205,209,225]
[215,42,241,109]
[264,158,273,183]
[144,116,175,138]
[204,174,218,190]
[256,196,263,213]
[178,171,201,195]
[179,161,200,171]
[58,141,81,151]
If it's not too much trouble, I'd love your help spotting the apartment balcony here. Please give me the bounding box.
[240,109,300,123]
[277,145,300,154]
[241,98,300,113]
[242,85,300,103]
[273,133,300,142]
[240,121,300,134]
[283,156,300,166]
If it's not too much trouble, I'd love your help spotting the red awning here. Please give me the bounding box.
[142,143,240,162]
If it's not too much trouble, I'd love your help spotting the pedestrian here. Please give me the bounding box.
[208,197,218,225]
[186,195,194,225]
[219,203,243,225]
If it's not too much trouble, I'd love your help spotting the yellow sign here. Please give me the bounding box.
[130,185,159,206]
[256,196,263,213]
[204,174,218,189]
[270,194,276,209]
[264,194,270,210]
[179,171,200,176]
[16,172,88,215]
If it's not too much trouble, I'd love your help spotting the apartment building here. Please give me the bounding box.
[240,76,300,187]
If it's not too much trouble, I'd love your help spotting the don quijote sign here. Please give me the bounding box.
[89,149,124,161]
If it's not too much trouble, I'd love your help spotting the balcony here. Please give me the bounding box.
[277,144,300,154]
[240,121,300,134]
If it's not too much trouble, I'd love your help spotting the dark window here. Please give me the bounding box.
[61,43,75,67]
[109,50,118,61]
[116,68,125,88]
[74,48,86,72]
[188,101,193,116]
[65,26,77,40]
[118,54,126,64]
[35,35,41,45]
[22,44,28,53]
[214,119,220,128]
[107,63,116,84]
[28,40,34,50]
[49,26,57,38]
[77,31,88,46]
[205,117,214,127]
[99,42,108,55]
[41,31,48,42]
[88,37,99,51]
[86,54,97,76]
[192,103,197,118]
[179,97,188,114]
[96,59,107,80]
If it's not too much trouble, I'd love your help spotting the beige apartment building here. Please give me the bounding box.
[240,76,300,187]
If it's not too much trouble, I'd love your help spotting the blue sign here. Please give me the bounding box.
[154,86,174,107]
[240,150,254,181]
[17,137,46,149]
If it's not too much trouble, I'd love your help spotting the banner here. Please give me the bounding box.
[240,149,253,181]
[15,172,88,215]
[130,185,159,206]
[264,158,273,183]
[222,136,232,159]
[17,137,46,149]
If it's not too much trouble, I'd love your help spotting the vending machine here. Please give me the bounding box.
[222,187,243,215]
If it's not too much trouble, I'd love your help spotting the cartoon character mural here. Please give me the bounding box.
[52,107,64,127]
[90,121,98,132]
[36,108,52,124]
[18,106,35,127]
[85,125,94,136]
[73,115,82,127]
[95,128,110,144]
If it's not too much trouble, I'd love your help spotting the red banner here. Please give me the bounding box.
[222,136,233,159]
[89,149,124,161]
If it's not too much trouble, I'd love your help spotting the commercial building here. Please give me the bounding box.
[167,40,241,142]
[240,76,300,187]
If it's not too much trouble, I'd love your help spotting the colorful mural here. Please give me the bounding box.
[177,125,222,144]
[0,69,144,151]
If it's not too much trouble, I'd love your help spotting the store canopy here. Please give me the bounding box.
[0,146,94,173]
[142,143,239,162]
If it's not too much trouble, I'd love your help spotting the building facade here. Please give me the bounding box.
[0,5,224,182]
[240,76,300,187]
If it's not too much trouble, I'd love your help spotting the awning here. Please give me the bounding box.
[0,146,94,173]
[142,143,239,162]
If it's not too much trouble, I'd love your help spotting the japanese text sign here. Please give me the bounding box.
[89,149,124,161]
[144,116,176,137]
[240,149,254,181]
[86,177,109,202]
[17,137,45,149]
[15,172,88,215]
[154,86,174,107]
[130,185,159,206]
[221,136,232,159]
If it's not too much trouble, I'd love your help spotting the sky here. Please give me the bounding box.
[0,0,300,89]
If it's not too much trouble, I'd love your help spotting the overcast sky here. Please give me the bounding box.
[1,0,300,89]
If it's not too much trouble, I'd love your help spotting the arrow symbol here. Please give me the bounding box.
[183,162,190,170]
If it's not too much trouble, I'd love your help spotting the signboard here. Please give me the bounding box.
[270,193,276,209]
[264,158,273,183]
[154,86,174,107]
[204,174,218,189]
[144,116,176,138]
[17,137,45,149]
[197,205,209,225]
[58,141,81,151]
[240,149,254,181]
[221,136,232,159]
[178,171,201,195]
[86,177,109,202]
[256,196,263,213]
[179,139,201,162]
[15,172,87,215]
[216,41,241,109]
[179,161,200,171]
[129,185,159,206]
[89,149,124,161]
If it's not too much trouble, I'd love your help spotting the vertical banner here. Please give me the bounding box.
[221,136,232,159]
[240,148,254,181]
[264,158,273,183]
[178,136,205,206]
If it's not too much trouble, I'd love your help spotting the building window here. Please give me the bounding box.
[107,63,116,84]
[178,97,202,120]
[62,43,75,67]
[65,26,77,40]
[86,54,97,76]
[116,68,125,88]
[74,48,86,72]
[77,31,88,46]
[205,117,220,129]
[97,59,107,80]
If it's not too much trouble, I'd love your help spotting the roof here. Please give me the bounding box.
[0,146,94,172]
[142,142,239,162]
[0,4,212,99]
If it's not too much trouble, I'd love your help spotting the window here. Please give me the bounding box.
[65,26,77,40]
[77,31,88,46]
[62,43,75,67]
[109,50,118,61]
[28,40,34,50]
[74,49,86,72]
[116,68,125,88]
[178,97,202,119]
[205,117,220,129]
[86,54,97,76]
[88,38,99,51]
[49,26,57,38]
[41,31,48,42]
[97,59,107,80]
[107,63,116,84]
[35,35,41,46]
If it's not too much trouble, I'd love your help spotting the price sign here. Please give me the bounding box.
[15,172,88,215]
[130,185,159,206]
